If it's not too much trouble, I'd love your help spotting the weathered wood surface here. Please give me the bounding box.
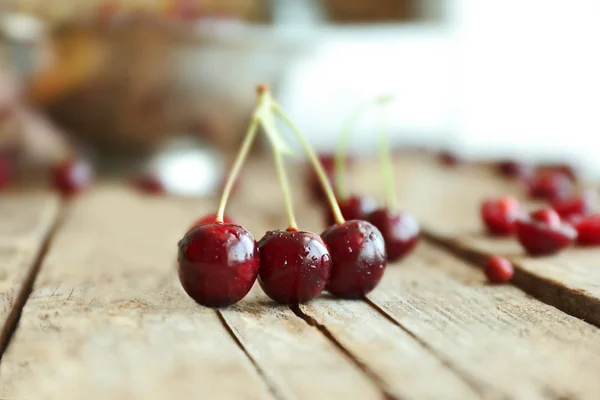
[368,243,600,399]
[0,192,60,344]
[0,187,273,400]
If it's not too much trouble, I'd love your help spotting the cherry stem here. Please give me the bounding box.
[215,117,259,223]
[377,101,397,211]
[271,135,298,230]
[271,103,346,225]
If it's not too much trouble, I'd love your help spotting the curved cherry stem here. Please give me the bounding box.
[271,103,345,225]
[271,134,298,230]
[377,99,397,212]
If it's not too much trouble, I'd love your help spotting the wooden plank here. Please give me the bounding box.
[0,186,273,400]
[296,298,479,399]
[368,242,600,399]
[0,192,60,339]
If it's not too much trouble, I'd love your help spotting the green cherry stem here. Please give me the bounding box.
[269,128,298,230]
[377,100,397,212]
[271,102,346,225]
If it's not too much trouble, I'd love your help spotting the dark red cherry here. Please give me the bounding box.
[130,174,165,194]
[189,213,236,230]
[484,256,514,283]
[51,158,93,196]
[322,220,387,298]
[325,195,376,227]
[368,209,420,262]
[550,191,595,219]
[258,229,332,304]
[481,196,522,235]
[572,214,600,246]
[0,154,13,190]
[527,171,573,201]
[515,208,577,255]
[438,151,461,167]
[497,160,532,179]
[177,223,260,308]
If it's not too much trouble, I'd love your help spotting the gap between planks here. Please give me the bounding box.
[0,200,67,362]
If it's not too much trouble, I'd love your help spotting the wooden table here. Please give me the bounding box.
[1,155,600,399]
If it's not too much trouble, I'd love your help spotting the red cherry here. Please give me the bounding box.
[497,160,532,179]
[324,195,376,227]
[130,174,165,194]
[0,154,13,190]
[541,163,579,182]
[484,256,514,283]
[550,191,595,219]
[480,196,522,235]
[438,151,461,167]
[258,229,332,304]
[189,213,236,230]
[51,158,94,196]
[515,209,577,255]
[367,209,420,262]
[177,223,260,308]
[572,214,600,246]
[322,220,387,298]
[527,171,573,201]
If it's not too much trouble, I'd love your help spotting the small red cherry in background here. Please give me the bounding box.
[189,213,236,230]
[368,209,420,262]
[526,171,573,201]
[308,154,354,202]
[51,158,94,196]
[572,215,600,246]
[497,160,532,179]
[481,196,522,235]
[541,163,579,182]
[322,220,387,298]
[258,229,332,304]
[438,151,461,167]
[515,208,577,256]
[550,191,595,219]
[484,256,514,283]
[324,195,376,227]
[0,154,13,190]
[130,174,165,195]
[178,223,260,308]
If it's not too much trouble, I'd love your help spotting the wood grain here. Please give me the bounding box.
[0,186,273,400]
[369,242,600,399]
[0,192,60,335]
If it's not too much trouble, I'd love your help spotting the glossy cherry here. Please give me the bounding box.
[322,220,387,298]
[367,209,420,262]
[325,195,376,227]
[481,196,522,235]
[572,214,600,246]
[177,223,260,308]
[258,229,331,304]
[527,171,573,201]
[515,208,577,256]
[484,256,514,283]
[497,160,531,179]
[550,191,595,219]
[189,213,236,230]
[130,174,165,194]
[51,158,93,196]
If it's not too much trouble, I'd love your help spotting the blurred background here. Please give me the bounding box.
[1,0,599,195]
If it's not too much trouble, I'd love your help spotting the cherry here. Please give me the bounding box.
[51,158,93,196]
[550,191,595,219]
[497,160,531,179]
[540,163,578,181]
[527,171,573,201]
[438,151,461,167]
[572,214,600,246]
[258,229,331,304]
[322,220,387,298]
[177,223,260,307]
[484,256,514,283]
[368,209,420,262]
[130,174,165,194]
[480,196,522,235]
[190,213,236,230]
[515,208,577,255]
[0,154,13,190]
[325,195,376,227]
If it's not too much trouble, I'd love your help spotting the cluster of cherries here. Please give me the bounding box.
[479,160,600,282]
[177,87,420,308]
